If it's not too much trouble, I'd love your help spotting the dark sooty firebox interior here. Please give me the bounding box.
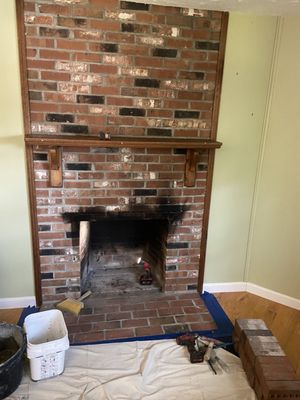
[81,218,169,295]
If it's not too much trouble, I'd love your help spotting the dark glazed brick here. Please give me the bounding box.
[119,108,145,116]
[135,78,160,88]
[100,43,118,52]
[62,124,88,134]
[133,189,157,196]
[33,153,48,161]
[66,231,79,238]
[41,272,53,280]
[152,48,177,58]
[195,41,219,51]
[65,163,91,171]
[159,204,188,213]
[197,163,208,171]
[76,95,105,104]
[165,264,177,271]
[46,113,74,123]
[29,91,42,101]
[39,249,65,256]
[121,23,134,32]
[179,71,205,80]
[173,149,186,155]
[175,110,200,119]
[167,242,189,249]
[38,225,51,231]
[187,284,198,290]
[147,128,171,136]
[121,23,149,33]
[121,1,149,10]
[39,27,69,38]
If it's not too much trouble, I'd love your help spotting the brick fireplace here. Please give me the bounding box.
[17,0,228,306]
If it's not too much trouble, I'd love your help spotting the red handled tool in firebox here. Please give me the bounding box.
[139,260,153,285]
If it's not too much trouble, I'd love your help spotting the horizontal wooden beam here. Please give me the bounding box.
[25,134,222,150]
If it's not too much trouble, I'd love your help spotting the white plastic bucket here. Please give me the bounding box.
[24,309,69,381]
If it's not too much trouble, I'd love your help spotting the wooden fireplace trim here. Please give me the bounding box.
[16,0,228,306]
[25,134,222,187]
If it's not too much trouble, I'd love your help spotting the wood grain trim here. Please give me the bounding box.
[211,12,229,141]
[197,12,229,292]
[25,135,223,149]
[16,0,42,306]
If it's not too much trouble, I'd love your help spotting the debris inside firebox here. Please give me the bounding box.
[138,258,153,285]
[176,333,229,374]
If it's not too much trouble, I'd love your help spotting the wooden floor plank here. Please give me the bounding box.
[215,291,300,376]
[0,308,22,324]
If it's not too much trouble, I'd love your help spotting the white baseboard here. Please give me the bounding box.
[246,283,300,311]
[203,282,247,293]
[203,281,300,311]
[0,296,36,309]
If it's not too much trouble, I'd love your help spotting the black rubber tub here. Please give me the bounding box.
[0,323,26,399]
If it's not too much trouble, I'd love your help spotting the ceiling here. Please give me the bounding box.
[128,0,300,16]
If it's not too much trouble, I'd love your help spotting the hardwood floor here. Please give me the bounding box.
[215,291,300,377]
[0,308,22,324]
[1,292,299,376]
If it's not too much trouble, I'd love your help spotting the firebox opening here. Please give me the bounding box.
[80,218,169,295]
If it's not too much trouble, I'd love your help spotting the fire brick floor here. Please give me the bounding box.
[64,291,217,344]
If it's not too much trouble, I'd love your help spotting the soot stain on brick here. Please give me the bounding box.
[63,197,190,225]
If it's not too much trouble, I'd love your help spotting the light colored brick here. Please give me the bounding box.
[121,67,148,76]
[105,11,135,20]
[31,123,58,133]
[89,106,118,115]
[163,80,189,90]
[55,61,88,73]
[134,98,162,108]
[71,74,102,83]
[58,83,89,93]
[103,55,130,66]
[136,36,164,46]
[182,8,206,17]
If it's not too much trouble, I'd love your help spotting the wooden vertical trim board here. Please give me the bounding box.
[211,12,229,141]
[197,12,229,291]
[16,0,42,306]
[197,149,216,291]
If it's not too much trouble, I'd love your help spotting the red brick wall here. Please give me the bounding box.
[23,0,224,304]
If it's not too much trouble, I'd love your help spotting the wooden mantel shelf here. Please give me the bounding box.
[25,134,222,187]
[24,134,222,150]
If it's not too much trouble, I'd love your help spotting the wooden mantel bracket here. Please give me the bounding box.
[48,147,62,187]
[184,149,198,187]
[25,135,222,188]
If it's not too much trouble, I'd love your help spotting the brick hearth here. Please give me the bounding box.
[63,292,217,343]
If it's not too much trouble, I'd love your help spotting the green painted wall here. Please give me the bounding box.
[0,0,34,298]
[205,13,278,283]
[246,17,300,299]
[0,3,298,301]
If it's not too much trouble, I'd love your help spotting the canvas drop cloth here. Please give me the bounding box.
[8,339,256,400]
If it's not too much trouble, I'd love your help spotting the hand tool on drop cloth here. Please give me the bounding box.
[204,341,218,374]
[56,290,91,316]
